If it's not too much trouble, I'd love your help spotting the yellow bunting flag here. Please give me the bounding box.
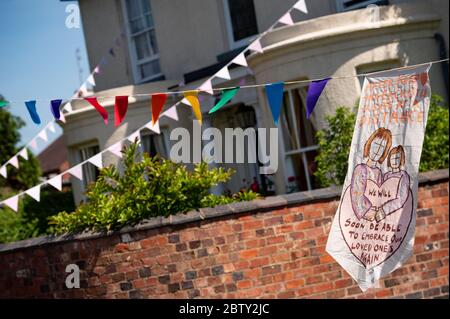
[183,90,202,125]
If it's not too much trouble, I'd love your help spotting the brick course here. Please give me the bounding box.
[0,170,448,299]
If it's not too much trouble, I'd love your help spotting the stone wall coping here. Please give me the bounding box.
[0,168,448,254]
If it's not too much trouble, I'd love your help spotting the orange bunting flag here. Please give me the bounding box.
[151,93,167,125]
[183,90,202,125]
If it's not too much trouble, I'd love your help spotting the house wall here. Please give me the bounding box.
[0,169,447,299]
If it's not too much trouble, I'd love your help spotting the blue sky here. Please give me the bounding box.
[0,0,89,153]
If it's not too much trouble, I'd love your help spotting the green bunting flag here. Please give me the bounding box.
[0,100,9,107]
[208,87,240,114]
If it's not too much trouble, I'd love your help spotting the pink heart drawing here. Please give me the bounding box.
[339,182,413,269]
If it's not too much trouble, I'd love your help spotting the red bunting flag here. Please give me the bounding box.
[151,93,167,125]
[114,96,129,127]
[85,97,109,125]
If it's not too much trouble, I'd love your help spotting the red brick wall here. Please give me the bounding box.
[0,178,448,299]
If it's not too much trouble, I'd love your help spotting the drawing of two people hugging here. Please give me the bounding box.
[349,128,412,223]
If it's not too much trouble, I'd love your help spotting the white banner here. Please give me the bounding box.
[326,64,432,291]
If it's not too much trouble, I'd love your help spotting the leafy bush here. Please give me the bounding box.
[315,94,449,187]
[49,143,260,234]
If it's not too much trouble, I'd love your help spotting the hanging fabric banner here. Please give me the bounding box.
[306,78,330,119]
[50,99,62,120]
[25,100,41,124]
[85,97,109,124]
[114,96,129,127]
[151,93,167,124]
[183,91,202,124]
[209,87,240,114]
[265,82,285,125]
[326,64,432,291]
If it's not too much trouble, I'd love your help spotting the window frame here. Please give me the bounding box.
[122,0,162,84]
[75,141,101,195]
[335,0,388,12]
[140,127,169,158]
[277,84,319,192]
[222,0,259,50]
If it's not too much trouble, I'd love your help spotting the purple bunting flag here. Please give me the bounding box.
[306,78,330,119]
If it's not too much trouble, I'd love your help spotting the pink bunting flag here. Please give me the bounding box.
[293,0,308,13]
[107,142,123,158]
[216,66,231,80]
[161,105,179,121]
[59,112,66,123]
[145,121,160,134]
[3,195,19,212]
[279,12,294,25]
[38,129,48,142]
[0,165,7,178]
[199,80,214,95]
[18,148,29,160]
[232,53,248,67]
[127,131,141,142]
[9,156,19,169]
[89,154,103,169]
[68,165,83,181]
[249,39,263,53]
[26,185,41,202]
[47,175,62,191]
[29,139,38,151]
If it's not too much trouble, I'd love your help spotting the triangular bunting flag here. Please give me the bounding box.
[47,175,62,191]
[29,139,38,151]
[48,122,56,133]
[249,39,263,53]
[26,185,41,202]
[9,156,19,169]
[183,91,202,125]
[64,101,73,113]
[109,48,115,57]
[306,78,330,119]
[89,154,103,169]
[151,93,167,124]
[50,99,62,120]
[114,96,129,127]
[78,82,88,97]
[199,80,214,95]
[87,74,96,87]
[232,53,248,67]
[279,12,294,25]
[38,128,48,142]
[94,65,101,74]
[209,87,240,114]
[68,165,83,181]
[25,100,41,124]
[3,195,19,212]
[107,142,123,158]
[0,100,9,107]
[145,121,160,134]
[266,82,285,126]
[0,165,7,178]
[85,97,109,125]
[216,66,231,80]
[127,130,141,142]
[161,105,178,121]
[59,112,66,123]
[18,148,29,160]
[293,0,308,13]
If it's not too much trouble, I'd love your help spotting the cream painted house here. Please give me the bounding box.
[62,0,449,204]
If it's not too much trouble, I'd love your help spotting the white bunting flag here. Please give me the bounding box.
[3,195,19,212]
[108,142,123,158]
[79,82,88,96]
[146,121,160,134]
[127,130,141,142]
[94,65,101,74]
[64,102,73,113]
[180,97,190,106]
[199,80,214,95]
[29,139,38,151]
[162,105,179,121]
[59,112,66,123]
[68,165,83,181]
[0,165,7,178]
[249,39,263,53]
[47,175,62,191]
[26,185,41,202]
[216,66,231,80]
[279,12,294,25]
[293,0,308,13]
[9,156,19,169]
[87,74,96,87]
[18,148,29,160]
[232,53,248,67]
[38,129,48,142]
[89,154,103,169]
[107,142,123,158]
[48,122,56,133]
